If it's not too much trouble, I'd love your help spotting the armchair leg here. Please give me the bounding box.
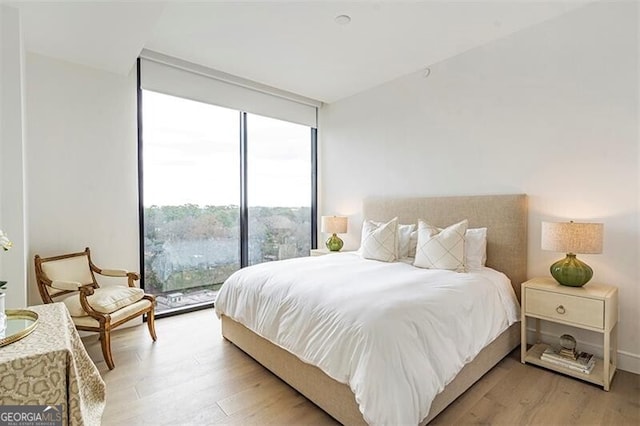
[147,309,157,342]
[100,329,115,370]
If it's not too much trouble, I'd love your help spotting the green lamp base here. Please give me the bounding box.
[326,234,344,252]
[550,253,593,287]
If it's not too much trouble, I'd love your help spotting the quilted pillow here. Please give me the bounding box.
[409,226,486,269]
[365,221,415,259]
[360,217,398,262]
[62,286,144,317]
[414,219,468,271]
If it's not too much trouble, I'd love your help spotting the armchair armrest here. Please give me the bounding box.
[94,268,140,288]
[99,269,129,277]
[51,280,83,291]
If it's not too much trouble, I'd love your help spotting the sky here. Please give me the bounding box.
[142,90,311,208]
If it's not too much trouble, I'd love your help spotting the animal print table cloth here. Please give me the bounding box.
[0,303,105,425]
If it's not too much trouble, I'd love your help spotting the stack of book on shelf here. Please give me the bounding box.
[541,346,596,374]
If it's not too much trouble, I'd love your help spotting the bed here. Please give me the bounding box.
[216,194,527,425]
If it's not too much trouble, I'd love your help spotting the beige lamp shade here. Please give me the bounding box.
[541,221,603,254]
[321,216,348,234]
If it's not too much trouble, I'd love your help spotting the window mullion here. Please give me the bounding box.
[239,112,249,267]
[311,128,318,249]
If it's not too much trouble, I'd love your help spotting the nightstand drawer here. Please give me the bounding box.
[525,288,604,329]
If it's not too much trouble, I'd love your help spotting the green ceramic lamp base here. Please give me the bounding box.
[326,234,344,252]
[550,253,593,287]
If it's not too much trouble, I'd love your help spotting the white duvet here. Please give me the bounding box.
[214,252,520,425]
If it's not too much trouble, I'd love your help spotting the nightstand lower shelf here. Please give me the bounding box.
[524,343,615,388]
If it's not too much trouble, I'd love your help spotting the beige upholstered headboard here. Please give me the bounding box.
[363,194,528,300]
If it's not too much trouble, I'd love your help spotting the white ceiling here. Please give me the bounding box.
[11,1,589,104]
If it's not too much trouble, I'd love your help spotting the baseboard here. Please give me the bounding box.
[526,328,640,375]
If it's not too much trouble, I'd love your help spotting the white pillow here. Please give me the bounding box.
[413,219,468,271]
[360,217,398,262]
[465,227,487,271]
[397,223,417,259]
[408,230,419,258]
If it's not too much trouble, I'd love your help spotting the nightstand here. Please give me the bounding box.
[520,277,618,390]
[310,248,350,256]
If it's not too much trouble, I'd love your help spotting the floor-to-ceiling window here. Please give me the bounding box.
[141,91,241,314]
[138,56,318,316]
[247,113,312,264]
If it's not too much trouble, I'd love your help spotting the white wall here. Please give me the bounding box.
[319,2,639,373]
[0,5,28,309]
[25,53,140,307]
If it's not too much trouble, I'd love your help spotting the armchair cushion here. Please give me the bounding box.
[72,299,153,328]
[62,286,145,317]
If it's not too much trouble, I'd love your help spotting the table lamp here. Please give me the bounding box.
[321,216,348,251]
[541,221,603,287]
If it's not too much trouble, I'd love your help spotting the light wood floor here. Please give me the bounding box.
[83,309,640,425]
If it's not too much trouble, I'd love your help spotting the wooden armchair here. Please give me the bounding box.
[34,247,157,369]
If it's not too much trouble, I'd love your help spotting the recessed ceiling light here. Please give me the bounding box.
[335,15,351,25]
